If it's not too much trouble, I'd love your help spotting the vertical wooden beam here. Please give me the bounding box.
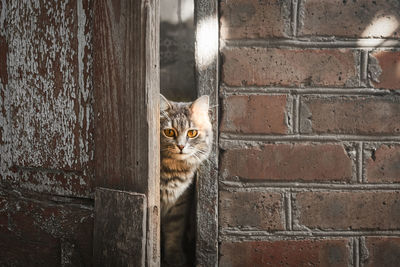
[93,188,147,266]
[194,0,219,266]
[93,0,160,266]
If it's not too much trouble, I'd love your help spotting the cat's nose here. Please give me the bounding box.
[177,145,185,151]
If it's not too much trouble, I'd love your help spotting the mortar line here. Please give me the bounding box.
[287,94,294,134]
[296,0,301,37]
[291,0,298,37]
[358,142,364,183]
[293,95,300,134]
[224,39,400,49]
[219,181,400,191]
[219,229,400,239]
[220,133,400,143]
[353,237,360,267]
[360,50,369,87]
[285,191,293,231]
[290,191,294,231]
[220,85,397,96]
[359,237,365,267]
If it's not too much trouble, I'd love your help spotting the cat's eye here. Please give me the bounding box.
[163,129,176,138]
[187,130,198,138]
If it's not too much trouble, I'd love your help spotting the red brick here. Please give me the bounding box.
[220,144,353,182]
[300,96,400,135]
[0,192,93,266]
[220,0,291,39]
[219,191,284,230]
[365,144,400,183]
[299,0,400,38]
[220,239,351,267]
[222,48,359,87]
[220,95,289,134]
[369,51,400,90]
[363,237,400,267]
[294,191,400,230]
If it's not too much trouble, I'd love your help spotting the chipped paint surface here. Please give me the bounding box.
[1,0,94,197]
[0,0,11,186]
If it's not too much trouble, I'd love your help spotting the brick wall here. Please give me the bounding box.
[219,0,400,266]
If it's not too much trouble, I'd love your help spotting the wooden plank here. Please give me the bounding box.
[93,188,146,267]
[93,0,159,191]
[6,0,93,171]
[1,2,95,265]
[93,0,160,265]
[1,0,94,198]
[194,0,219,266]
[1,1,95,265]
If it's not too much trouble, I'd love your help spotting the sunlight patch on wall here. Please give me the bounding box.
[196,17,218,70]
[362,15,399,38]
[357,15,399,47]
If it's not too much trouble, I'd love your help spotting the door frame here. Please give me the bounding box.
[194,1,219,266]
[93,0,160,266]
[92,0,219,265]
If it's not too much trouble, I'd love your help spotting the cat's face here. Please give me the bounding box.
[160,95,212,164]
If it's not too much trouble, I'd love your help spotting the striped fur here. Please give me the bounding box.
[160,95,212,267]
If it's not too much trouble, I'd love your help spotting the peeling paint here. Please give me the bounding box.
[0,2,96,265]
[1,0,93,198]
[6,0,91,170]
[77,0,93,167]
[0,0,6,35]
[0,0,11,185]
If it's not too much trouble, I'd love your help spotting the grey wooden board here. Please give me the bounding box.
[93,0,160,265]
[1,0,94,198]
[195,0,219,266]
[93,0,159,193]
[93,188,147,267]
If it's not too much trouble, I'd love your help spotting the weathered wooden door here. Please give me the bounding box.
[0,1,96,265]
[0,0,159,266]
[92,0,160,266]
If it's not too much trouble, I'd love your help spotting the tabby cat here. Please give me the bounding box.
[160,94,212,267]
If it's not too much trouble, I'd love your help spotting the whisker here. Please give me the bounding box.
[193,149,209,156]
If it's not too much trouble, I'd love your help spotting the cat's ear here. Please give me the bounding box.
[190,95,209,115]
[160,94,172,111]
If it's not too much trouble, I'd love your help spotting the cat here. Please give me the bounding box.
[159,94,213,267]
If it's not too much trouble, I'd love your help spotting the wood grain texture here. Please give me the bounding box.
[93,0,160,265]
[92,0,159,199]
[0,0,94,198]
[7,0,93,171]
[0,1,95,265]
[93,188,146,267]
[194,0,219,266]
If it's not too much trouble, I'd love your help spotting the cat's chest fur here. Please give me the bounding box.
[160,159,197,217]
